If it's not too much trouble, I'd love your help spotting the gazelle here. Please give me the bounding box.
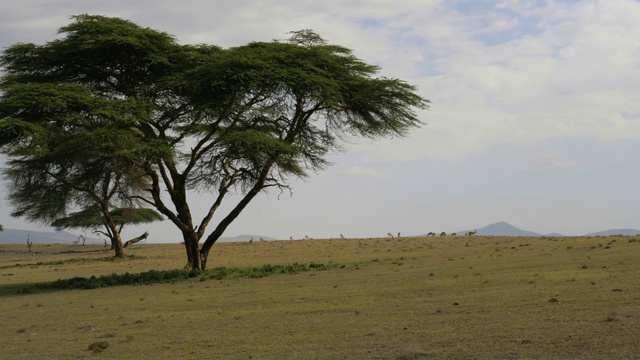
[387,232,394,238]
[466,230,477,237]
[440,232,447,237]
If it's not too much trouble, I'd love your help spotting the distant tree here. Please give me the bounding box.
[0,16,429,269]
[0,224,3,231]
[0,16,168,257]
[51,206,162,248]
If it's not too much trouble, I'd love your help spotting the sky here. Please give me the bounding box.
[1,0,639,242]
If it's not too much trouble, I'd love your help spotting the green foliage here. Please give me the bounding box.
[1,14,428,268]
[35,262,336,290]
[50,206,163,230]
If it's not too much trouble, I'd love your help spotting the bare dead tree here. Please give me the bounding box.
[26,233,33,252]
[73,235,85,245]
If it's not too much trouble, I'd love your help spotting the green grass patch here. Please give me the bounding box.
[34,262,338,291]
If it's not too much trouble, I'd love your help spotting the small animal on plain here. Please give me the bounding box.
[440,232,447,237]
[426,232,436,237]
[466,230,477,236]
[387,232,394,238]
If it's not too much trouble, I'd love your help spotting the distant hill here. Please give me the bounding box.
[459,222,541,237]
[584,229,640,236]
[457,222,640,237]
[0,228,102,244]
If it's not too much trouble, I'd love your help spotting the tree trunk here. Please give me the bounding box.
[101,204,125,257]
[123,231,149,248]
[199,161,276,269]
[112,236,125,257]
[182,231,201,270]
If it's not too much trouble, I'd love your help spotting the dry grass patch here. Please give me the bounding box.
[1,235,639,359]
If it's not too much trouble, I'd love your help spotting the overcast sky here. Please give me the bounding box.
[1,0,639,241]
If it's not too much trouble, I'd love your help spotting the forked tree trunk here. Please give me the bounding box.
[198,161,276,270]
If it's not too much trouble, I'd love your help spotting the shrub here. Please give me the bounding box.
[88,341,109,354]
[33,262,338,291]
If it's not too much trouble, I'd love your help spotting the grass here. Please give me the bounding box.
[0,235,639,359]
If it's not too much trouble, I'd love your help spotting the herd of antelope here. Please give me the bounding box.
[425,230,477,237]
[248,230,478,244]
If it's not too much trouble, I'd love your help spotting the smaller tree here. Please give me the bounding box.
[51,206,162,249]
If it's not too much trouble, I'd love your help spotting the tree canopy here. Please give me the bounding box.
[0,15,429,269]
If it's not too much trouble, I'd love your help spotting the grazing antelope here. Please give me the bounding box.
[440,232,447,237]
[249,238,253,244]
[466,230,477,237]
[304,235,310,240]
[387,232,394,238]
[397,232,401,238]
[427,232,436,237]
[340,234,345,239]
[290,236,294,240]
[259,237,266,242]
[451,232,457,236]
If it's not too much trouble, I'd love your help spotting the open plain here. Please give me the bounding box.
[1,235,639,359]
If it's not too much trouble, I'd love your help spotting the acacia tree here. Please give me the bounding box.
[0,19,169,256]
[0,99,161,257]
[0,16,429,269]
[51,206,162,248]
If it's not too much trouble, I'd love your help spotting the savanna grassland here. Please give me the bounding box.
[1,235,639,359]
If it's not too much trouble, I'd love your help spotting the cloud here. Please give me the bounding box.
[338,0,640,162]
[1,1,639,239]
